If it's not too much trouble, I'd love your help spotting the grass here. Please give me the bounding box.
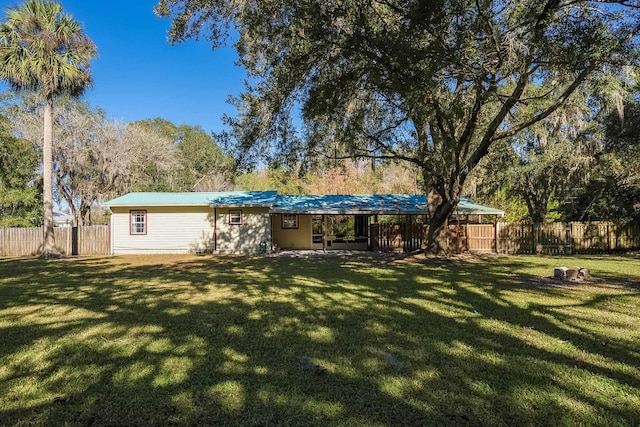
[0,253,639,426]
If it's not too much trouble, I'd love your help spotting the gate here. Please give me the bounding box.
[466,224,496,252]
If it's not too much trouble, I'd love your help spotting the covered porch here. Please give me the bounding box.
[270,194,428,251]
[270,194,505,253]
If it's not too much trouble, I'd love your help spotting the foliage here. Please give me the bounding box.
[155,0,640,252]
[136,118,235,191]
[566,173,640,222]
[1,254,639,425]
[0,0,96,254]
[235,167,308,194]
[557,81,640,223]
[305,160,380,195]
[560,99,640,223]
[469,86,598,223]
[235,160,420,195]
[6,96,177,224]
[0,113,41,226]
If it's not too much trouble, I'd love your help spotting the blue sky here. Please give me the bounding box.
[0,0,245,134]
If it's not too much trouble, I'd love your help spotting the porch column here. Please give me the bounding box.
[322,214,326,252]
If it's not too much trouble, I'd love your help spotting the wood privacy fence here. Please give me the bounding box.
[0,226,109,257]
[4,222,638,257]
[497,222,640,254]
[370,221,640,254]
[370,223,472,253]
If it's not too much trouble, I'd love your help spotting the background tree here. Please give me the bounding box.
[469,85,598,223]
[564,92,640,223]
[137,118,235,191]
[0,0,96,256]
[235,166,308,194]
[7,96,177,225]
[156,0,640,253]
[0,113,41,226]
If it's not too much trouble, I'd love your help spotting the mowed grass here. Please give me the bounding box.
[0,253,639,426]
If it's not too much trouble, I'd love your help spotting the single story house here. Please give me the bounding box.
[104,191,504,255]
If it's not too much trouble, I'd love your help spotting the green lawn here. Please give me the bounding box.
[1,254,639,426]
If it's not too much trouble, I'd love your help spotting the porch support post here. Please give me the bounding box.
[322,214,326,252]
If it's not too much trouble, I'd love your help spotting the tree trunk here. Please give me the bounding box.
[425,198,456,254]
[41,98,59,258]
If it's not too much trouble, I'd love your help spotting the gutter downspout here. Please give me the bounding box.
[108,208,114,255]
[213,207,217,253]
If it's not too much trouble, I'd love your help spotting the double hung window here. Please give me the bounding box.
[282,214,298,229]
[130,210,147,235]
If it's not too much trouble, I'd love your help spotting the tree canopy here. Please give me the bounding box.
[156,0,640,252]
[6,97,179,225]
[0,113,41,227]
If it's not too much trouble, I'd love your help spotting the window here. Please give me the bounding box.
[229,210,243,225]
[130,210,147,235]
[282,214,298,229]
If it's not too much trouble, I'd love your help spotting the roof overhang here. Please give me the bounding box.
[270,209,427,215]
[214,204,273,208]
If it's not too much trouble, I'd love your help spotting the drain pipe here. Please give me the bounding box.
[214,207,217,253]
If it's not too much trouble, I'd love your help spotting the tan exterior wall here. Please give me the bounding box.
[271,214,314,249]
[214,207,271,254]
[109,206,270,254]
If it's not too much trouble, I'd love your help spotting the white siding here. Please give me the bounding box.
[109,206,271,254]
[110,206,215,254]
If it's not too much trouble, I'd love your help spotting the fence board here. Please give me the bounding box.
[467,224,495,252]
[0,225,109,257]
[497,221,640,255]
[4,221,637,257]
[371,221,639,255]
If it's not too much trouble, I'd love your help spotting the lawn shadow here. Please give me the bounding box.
[0,254,639,425]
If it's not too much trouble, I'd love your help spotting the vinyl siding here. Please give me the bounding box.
[214,207,271,253]
[109,206,271,254]
[110,206,215,254]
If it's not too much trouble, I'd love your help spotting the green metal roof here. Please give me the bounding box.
[271,194,428,214]
[105,191,503,216]
[456,198,505,216]
[104,191,278,207]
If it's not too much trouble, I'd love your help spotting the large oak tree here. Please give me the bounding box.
[156,0,640,252]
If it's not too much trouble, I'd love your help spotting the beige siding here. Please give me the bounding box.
[214,207,271,253]
[110,206,215,254]
[110,206,271,254]
[272,214,313,249]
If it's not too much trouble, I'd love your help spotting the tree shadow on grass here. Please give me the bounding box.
[0,255,639,426]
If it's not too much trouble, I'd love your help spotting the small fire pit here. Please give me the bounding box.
[554,267,591,281]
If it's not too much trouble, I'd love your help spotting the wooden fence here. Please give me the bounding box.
[0,225,109,257]
[371,221,640,254]
[497,222,640,254]
[370,223,472,253]
[4,222,637,257]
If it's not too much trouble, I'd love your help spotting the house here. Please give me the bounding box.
[104,191,504,255]
[53,209,73,227]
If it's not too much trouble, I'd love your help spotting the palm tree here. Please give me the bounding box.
[0,0,96,257]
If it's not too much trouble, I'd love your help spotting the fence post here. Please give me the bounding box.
[370,223,378,252]
[72,226,79,256]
